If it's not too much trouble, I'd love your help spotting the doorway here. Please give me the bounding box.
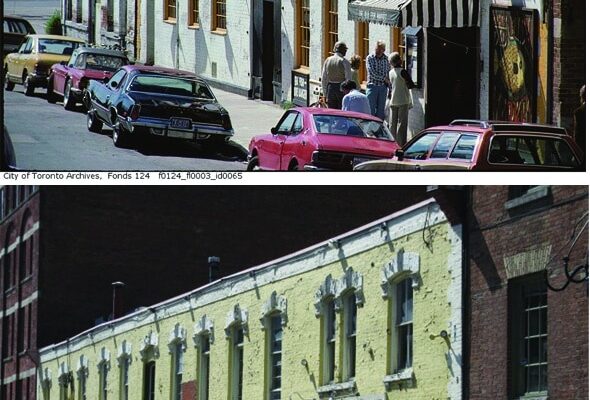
[426,27,479,127]
[252,0,281,102]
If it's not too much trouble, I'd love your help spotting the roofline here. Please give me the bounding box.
[39,197,444,358]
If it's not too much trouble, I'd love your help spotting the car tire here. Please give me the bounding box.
[63,79,75,110]
[87,107,103,133]
[46,75,58,103]
[5,69,14,91]
[23,73,34,96]
[112,124,132,148]
[246,156,260,171]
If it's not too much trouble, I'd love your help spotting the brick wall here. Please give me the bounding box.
[467,186,588,399]
[553,0,586,132]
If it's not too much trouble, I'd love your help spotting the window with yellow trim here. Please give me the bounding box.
[296,0,310,69]
[164,0,176,21]
[189,0,199,27]
[212,0,227,31]
[324,0,338,59]
[356,22,370,84]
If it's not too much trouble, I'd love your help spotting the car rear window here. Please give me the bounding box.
[38,39,80,55]
[312,115,393,140]
[84,54,127,71]
[128,75,214,99]
[489,135,580,167]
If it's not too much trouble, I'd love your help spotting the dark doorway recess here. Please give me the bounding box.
[426,27,479,127]
[252,0,281,102]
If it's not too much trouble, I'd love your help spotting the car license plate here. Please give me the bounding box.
[169,117,192,130]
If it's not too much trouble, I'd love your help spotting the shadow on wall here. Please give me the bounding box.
[224,33,235,80]
[193,26,208,75]
[281,27,293,102]
[169,22,179,68]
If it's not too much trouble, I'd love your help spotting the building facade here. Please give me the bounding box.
[0,185,432,400]
[467,186,588,399]
[37,199,463,400]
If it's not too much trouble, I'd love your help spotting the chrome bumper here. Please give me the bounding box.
[120,116,234,141]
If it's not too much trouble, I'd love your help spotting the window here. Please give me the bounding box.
[164,0,176,21]
[17,307,25,353]
[99,361,108,400]
[230,325,244,400]
[489,135,580,167]
[342,293,357,380]
[76,0,82,23]
[107,70,127,90]
[393,278,413,372]
[356,22,369,84]
[322,297,336,384]
[509,274,547,398]
[198,334,210,400]
[296,0,310,68]
[275,112,299,134]
[66,0,73,20]
[403,132,439,159]
[2,314,10,359]
[267,314,283,400]
[212,0,227,31]
[107,0,114,31]
[120,356,130,400]
[27,304,33,351]
[0,188,5,220]
[312,115,394,140]
[449,134,478,160]
[324,0,338,59]
[171,341,184,400]
[4,250,14,291]
[143,361,156,400]
[430,132,461,158]
[189,0,199,26]
[77,368,87,400]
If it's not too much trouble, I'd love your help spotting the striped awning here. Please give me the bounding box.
[348,0,480,28]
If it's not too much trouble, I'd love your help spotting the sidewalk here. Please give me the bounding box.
[213,89,286,149]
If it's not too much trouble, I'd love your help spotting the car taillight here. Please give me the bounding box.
[129,105,141,121]
[79,77,89,91]
[222,114,232,130]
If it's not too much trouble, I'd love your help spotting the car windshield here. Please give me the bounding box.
[128,75,215,99]
[489,135,580,167]
[38,39,80,55]
[84,54,126,71]
[312,115,394,140]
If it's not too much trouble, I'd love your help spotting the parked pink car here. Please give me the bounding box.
[47,47,128,110]
[247,107,399,171]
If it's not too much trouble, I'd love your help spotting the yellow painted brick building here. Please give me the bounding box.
[38,199,462,400]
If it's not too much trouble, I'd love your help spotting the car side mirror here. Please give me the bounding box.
[103,77,110,83]
[271,127,278,135]
[395,148,405,161]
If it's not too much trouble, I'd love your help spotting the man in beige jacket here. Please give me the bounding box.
[321,41,352,109]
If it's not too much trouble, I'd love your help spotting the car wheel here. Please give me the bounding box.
[46,75,57,103]
[63,79,75,110]
[5,69,14,91]
[23,73,34,96]
[87,107,103,133]
[112,124,133,148]
[246,156,260,171]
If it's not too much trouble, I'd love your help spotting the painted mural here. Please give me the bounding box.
[490,7,537,122]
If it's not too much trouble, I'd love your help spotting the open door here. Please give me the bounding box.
[252,0,281,102]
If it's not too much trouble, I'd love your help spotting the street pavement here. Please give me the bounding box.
[4,84,285,170]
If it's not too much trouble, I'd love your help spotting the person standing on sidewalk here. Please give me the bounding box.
[387,52,414,145]
[321,42,352,109]
[366,40,390,120]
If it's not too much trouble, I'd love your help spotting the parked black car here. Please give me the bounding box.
[83,65,234,147]
[3,15,35,55]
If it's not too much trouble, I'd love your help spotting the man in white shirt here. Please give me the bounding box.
[341,80,371,115]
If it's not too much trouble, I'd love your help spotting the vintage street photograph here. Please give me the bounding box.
[0,185,587,399]
[0,1,585,171]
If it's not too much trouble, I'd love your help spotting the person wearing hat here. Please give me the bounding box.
[321,41,352,109]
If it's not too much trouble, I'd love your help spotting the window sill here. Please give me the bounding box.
[292,67,310,75]
[21,276,33,284]
[211,28,227,36]
[4,287,16,295]
[164,18,177,25]
[3,356,13,362]
[188,24,200,30]
[516,393,548,400]
[504,186,549,210]
[317,380,357,398]
[383,368,413,385]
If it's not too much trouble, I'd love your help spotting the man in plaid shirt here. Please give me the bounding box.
[366,40,390,120]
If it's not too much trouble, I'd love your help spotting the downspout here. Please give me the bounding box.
[461,186,471,400]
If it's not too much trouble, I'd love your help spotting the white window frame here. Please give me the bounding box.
[194,314,214,400]
[260,292,287,400]
[58,362,71,400]
[342,291,357,381]
[168,324,187,400]
[97,348,111,400]
[225,305,248,400]
[392,278,413,372]
[381,251,420,385]
[41,368,52,400]
[117,341,132,400]
[76,355,88,400]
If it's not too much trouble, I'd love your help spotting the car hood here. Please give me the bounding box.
[354,159,473,171]
[315,133,398,158]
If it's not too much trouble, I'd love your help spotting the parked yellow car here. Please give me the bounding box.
[4,34,85,96]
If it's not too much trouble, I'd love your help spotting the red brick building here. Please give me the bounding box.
[0,185,429,400]
[467,186,588,399]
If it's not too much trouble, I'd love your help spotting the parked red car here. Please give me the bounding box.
[354,120,584,171]
[47,47,128,110]
[247,107,399,171]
